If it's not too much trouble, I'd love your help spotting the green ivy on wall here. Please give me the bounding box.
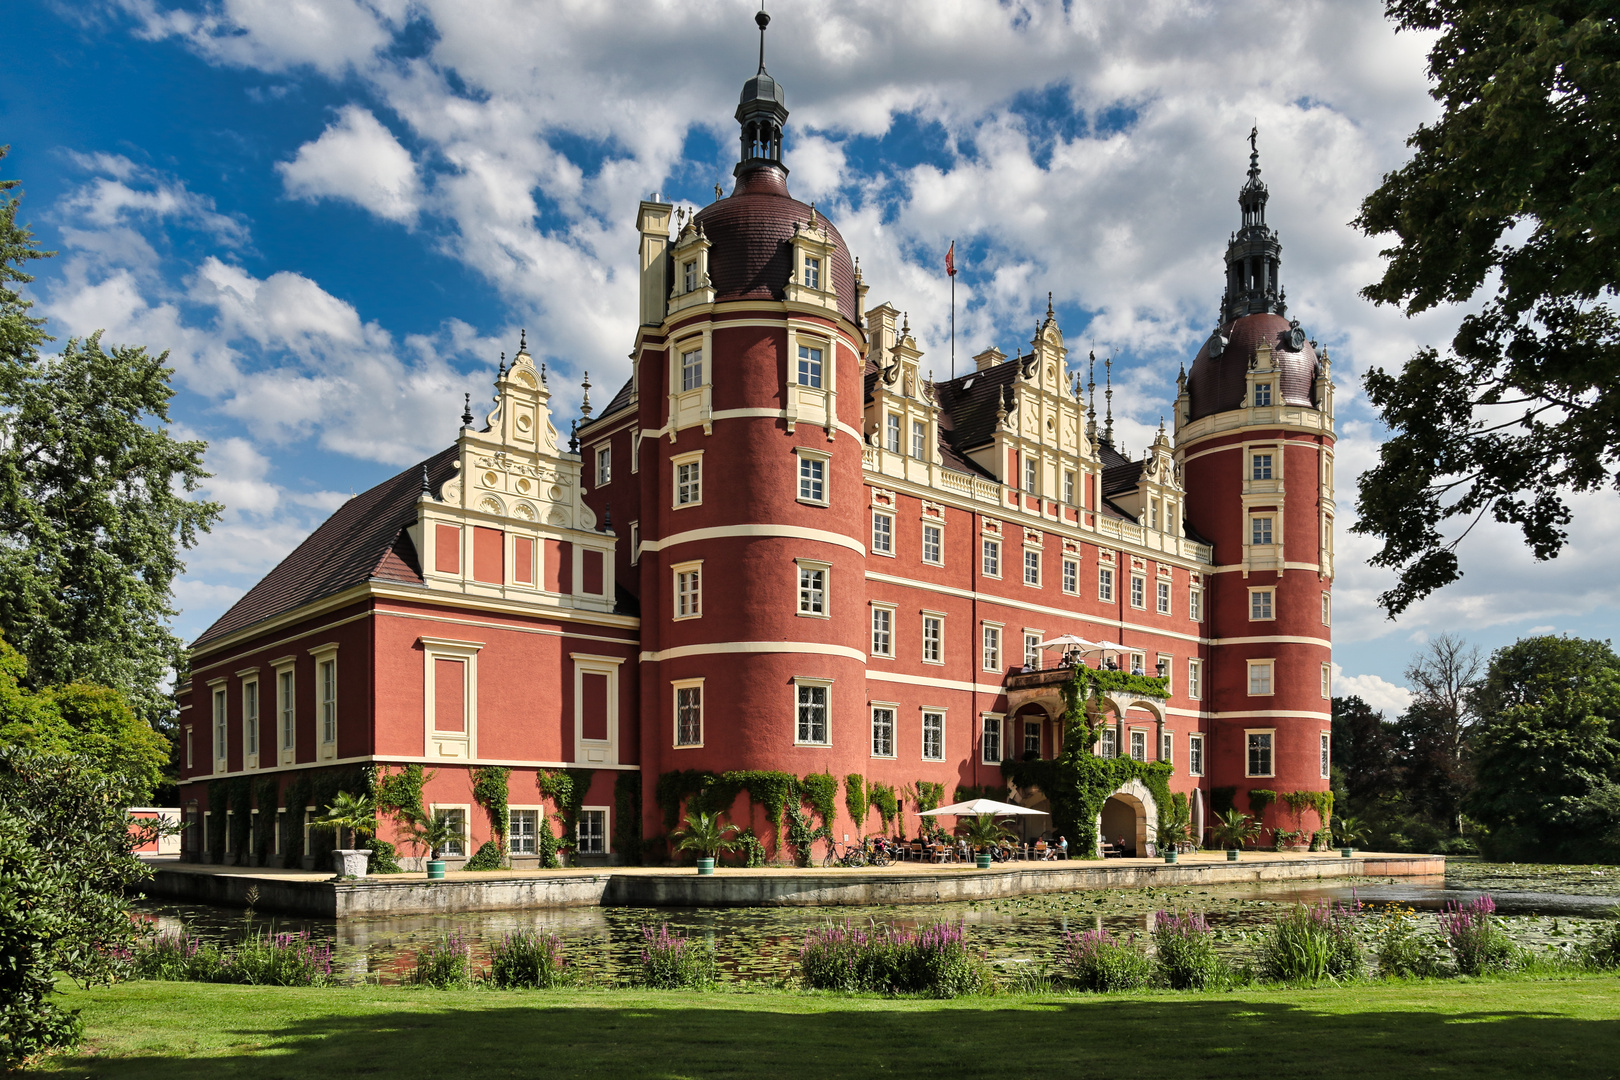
[538,768,592,853]
[471,765,510,859]
[252,777,279,864]
[374,764,429,826]
[843,774,868,832]
[800,772,837,834]
[1248,788,1278,824]
[905,781,946,839]
[868,782,899,834]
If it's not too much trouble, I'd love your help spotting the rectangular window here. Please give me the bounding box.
[1130,576,1145,608]
[911,419,926,459]
[871,608,892,656]
[243,681,259,761]
[981,716,1001,764]
[596,445,611,486]
[872,512,893,554]
[1251,590,1274,620]
[1321,662,1332,699]
[682,259,697,293]
[1024,549,1040,586]
[982,625,1001,672]
[982,538,1000,577]
[1101,728,1117,758]
[1063,470,1075,506]
[577,809,606,854]
[1247,732,1274,777]
[1251,516,1273,546]
[1321,733,1331,779]
[1252,453,1273,480]
[1024,632,1041,670]
[1098,566,1114,601]
[803,255,821,290]
[1254,382,1273,406]
[922,615,943,664]
[1249,660,1275,696]
[185,727,193,769]
[1188,658,1204,700]
[871,707,895,757]
[798,455,824,502]
[1161,732,1173,763]
[681,348,703,391]
[676,459,702,505]
[798,567,826,615]
[1129,651,1146,675]
[279,670,295,752]
[675,567,701,618]
[796,684,828,744]
[1024,456,1038,494]
[1062,559,1078,594]
[1150,501,1159,530]
[629,523,640,565]
[1156,654,1172,681]
[1129,730,1146,762]
[1321,593,1331,625]
[676,684,703,746]
[509,809,537,855]
[318,659,337,746]
[1189,733,1205,776]
[1157,580,1171,614]
[885,414,901,453]
[213,687,227,767]
[1189,588,1203,622]
[922,711,944,761]
[796,344,823,388]
[436,808,466,857]
[922,524,942,565]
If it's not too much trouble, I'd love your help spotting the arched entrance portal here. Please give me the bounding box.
[1094,779,1158,858]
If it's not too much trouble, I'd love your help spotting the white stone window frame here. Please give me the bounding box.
[1247,658,1276,697]
[921,707,947,762]
[1061,557,1079,595]
[981,621,1003,673]
[507,805,544,856]
[981,537,1002,579]
[1246,728,1277,779]
[980,712,1004,765]
[309,643,339,760]
[795,447,831,506]
[1156,579,1172,615]
[793,676,834,747]
[672,450,704,508]
[1321,662,1332,700]
[869,701,899,760]
[271,656,297,766]
[420,636,482,761]
[1128,728,1148,762]
[1250,450,1275,482]
[870,601,896,658]
[667,328,713,436]
[1063,469,1076,506]
[672,559,703,621]
[1156,653,1173,681]
[594,442,612,487]
[1022,629,1044,671]
[629,520,641,565]
[1320,731,1332,779]
[672,678,705,749]
[1129,574,1146,610]
[1161,729,1174,764]
[871,508,895,557]
[571,653,623,765]
[208,678,229,773]
[795,558,831,620]
[429,802,472,858]
[237,668,261,771]
[911,417,928,460]
[1322,592,1332,626]
[1187,657,1204,701]
[921,610,946,667]
[1189,587,1204,622]
[1098,565,1115,602]
[1189,733,1206,777]
[1022,546,1041,588]
[920,520,944,566]
[1128,651,1147,676]
[1249,512,1277,548]
[184,724,194,770]
[577,805,611,855]
[884,412,902,454]
[1248,586,1276,622]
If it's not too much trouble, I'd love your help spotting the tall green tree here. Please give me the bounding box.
[0,148,220,724]
[1351,2,1620,615]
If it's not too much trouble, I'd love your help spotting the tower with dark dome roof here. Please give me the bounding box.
[1174,134,1338,839]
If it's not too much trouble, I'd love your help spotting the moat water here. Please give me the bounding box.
[131,863,1620,985]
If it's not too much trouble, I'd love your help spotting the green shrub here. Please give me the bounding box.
[1438,895,1516,975]
[634,924,715,989]
[798,920,991,997]
[1372,905,1445,978]
[486,930,571,989]
[1585,915,1620,970]
[364,837,404,874]
[1257,901,1364,983]
[1061,928,1155,992]
[464,841,504,871]
[127,929,333,986]
[409,930,474,988]
[1152,911,1225,990]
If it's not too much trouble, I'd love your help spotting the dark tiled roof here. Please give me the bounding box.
[596,376,636,422]
[690,167,859,324]
[1099,443,1144,498]
[1186,312,1318,421]
[191,447,459,651]
[933,359,1022,453]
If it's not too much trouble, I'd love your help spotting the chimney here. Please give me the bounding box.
[637,198,673,327]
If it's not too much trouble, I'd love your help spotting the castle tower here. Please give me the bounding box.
[1175,129,1336,841]
[633,9,870,843]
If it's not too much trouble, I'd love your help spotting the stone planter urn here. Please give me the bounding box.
[331,848,373,879]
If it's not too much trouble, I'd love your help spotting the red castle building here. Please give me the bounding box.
[175,15,1336,868]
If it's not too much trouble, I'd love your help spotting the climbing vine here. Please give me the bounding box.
[843,774,868,832]
[868,782,899,834]
[538,768,593,853]
[1248,788,1278,825]
[800,772,837,833]
[905,781,946,839]
[471,766,511,850]
[252,777,279,864]
[375,764,430,826]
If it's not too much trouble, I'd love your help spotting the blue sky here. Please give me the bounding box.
[8,0,1616,714]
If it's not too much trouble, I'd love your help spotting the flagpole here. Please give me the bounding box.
[950,264,955,380]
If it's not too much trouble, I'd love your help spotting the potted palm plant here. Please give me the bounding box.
[672,811,739,875]
[1334,816,1368,858]
[410,812,465,880]
[961,814,1010,869]
[1158,819,1190,863]
[1211,808,1262,861]
[315,791,378,878]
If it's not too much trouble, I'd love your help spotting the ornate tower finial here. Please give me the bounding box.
[1086,350,1098,429]
[517,328,528,355]
[1047,291,1054,319]
[603,505,613,534]
[1223,124,1282,323]
[461,392,473,428]
[1103,356,1114,446]
[580,370,593,419]
[540,361,547,385]
[420,464,431,498]
[568,418,578,454]
[757,2,769,72]
[497,351,506,379]
[734,5,789,178]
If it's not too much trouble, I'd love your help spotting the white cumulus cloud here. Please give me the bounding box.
[278,105,422,225]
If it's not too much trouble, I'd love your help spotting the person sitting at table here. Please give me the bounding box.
[1104,657,1118,671]
[1056,835,1069,859]
[1130,660,1144,675]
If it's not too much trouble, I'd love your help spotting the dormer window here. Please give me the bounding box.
[797,345,823,388]
[682,260,698,293]
[1254,382,1273,406]
[681,348,704,392]
[804,255,821,290]
[885,414,901,453]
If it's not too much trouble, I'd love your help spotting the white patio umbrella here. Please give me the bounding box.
[1035,634,1094,652]
[920,798,1049,818]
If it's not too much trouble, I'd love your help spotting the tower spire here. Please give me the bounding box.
[1221,124,1283,323]
[1103,356,1114,446]
[734,6,789,178]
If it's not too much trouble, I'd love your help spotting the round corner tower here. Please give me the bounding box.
[633,10,871,838]
[1173,131,1336,841]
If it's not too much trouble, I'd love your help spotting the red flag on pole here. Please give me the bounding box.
[945,240,956,277]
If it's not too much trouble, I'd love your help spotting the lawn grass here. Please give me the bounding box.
[29,974,1620,1079]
